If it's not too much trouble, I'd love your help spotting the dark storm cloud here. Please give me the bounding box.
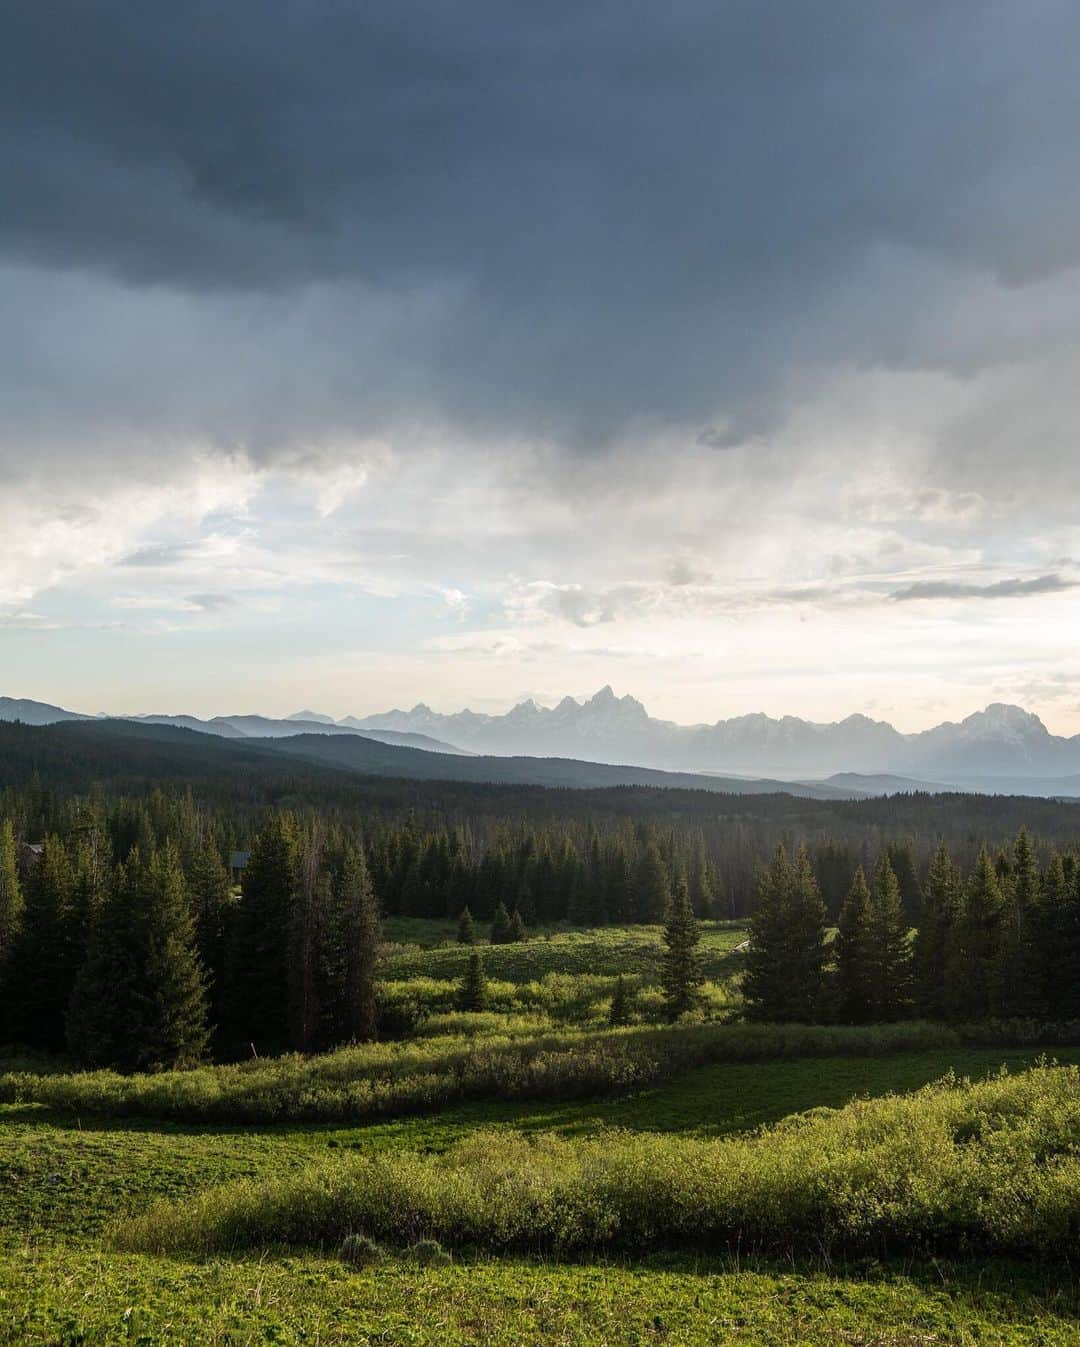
[3,1,1080,448]
[891,574,1077,602]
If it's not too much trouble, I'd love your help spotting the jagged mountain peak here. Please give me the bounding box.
[963,703,1048,734]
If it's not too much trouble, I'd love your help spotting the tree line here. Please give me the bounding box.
[744,829,1080,1024]
[8,750,1080,917]
[0,813,380,1068]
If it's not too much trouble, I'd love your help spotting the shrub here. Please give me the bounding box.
[339,1233,384,1267]
[111,1064,1080,1262]
[406,1238,451,1267]
[7,1019,1075,1126]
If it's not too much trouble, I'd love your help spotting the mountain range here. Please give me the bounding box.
[0,717,855,801]
[354,687,1080,792]
[4,689,1080,797]
[0,698,467,756]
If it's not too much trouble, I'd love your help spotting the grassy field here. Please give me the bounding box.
[5,919,1080,1343]
[381,919,749,981]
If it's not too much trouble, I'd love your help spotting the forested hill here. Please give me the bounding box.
[260,727,852,797]
[4,716,1080,918]
[0,718,850,799]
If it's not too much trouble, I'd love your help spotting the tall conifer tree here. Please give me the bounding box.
[289,828,327,1052]
[744,846,827,1022]
[68,844,208,1071]
[457,906,477,945]
[634,841,671,924]
[835,867,874,1023]
[7,835,78,1051]
[0,820,23,994]
[660,875,704,1020]
[490,901,513,944]
[457,950,488,1011]
[328,843,381,1043]
[1042,853,1080,1020]
[228,813,299,1054]
[947,847,1003,1021]
[914,842,959,1019]
[993,828,1042,1018]
[867,854,911,1021]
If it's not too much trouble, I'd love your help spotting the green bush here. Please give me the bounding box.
[1,1021,972,1124]
[339,1233,384,1267]
[111,1064,1080,1261]
[11,1019,1078,1127]
[405,1238,451,1267]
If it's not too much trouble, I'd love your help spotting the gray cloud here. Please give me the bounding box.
[891,574,1077,602]
[4,2,1080,456]
[119,543,204,568]
[185,593,237,612]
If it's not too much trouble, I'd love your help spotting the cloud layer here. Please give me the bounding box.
[3,3,1080,728]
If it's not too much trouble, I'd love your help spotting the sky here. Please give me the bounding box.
[3,1,1080,733]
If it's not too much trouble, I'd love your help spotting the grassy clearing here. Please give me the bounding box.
[1,1021,987,1124]
[382,920,748,982]
[113,1065,1080,1261]
[7,1247,1080,1346]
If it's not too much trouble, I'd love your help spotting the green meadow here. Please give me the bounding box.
[5,920,1080,1344]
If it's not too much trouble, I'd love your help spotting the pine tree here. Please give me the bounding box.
[186,841,234,1033]
[0,820,23,993]
[687,832,715,918]
[634,840,671,924]
[582,830,606,925]
[660,875,704,1021]
[66,856,139,1069]
[947,847,1003,1021]
[508,907,527,942]
[743,845,794,1022]
[1042,853,1080,1020]
[992,828,1042,1018]
[457,906,477,945]
[835,868,874,1023]
[789,846,828,1021]
[608,974,632,1026]
[473,849,504,921]
[457,950,488,1011]
[914,842,959,1019]
[289,829,327,1052]
[227,813,299,1055]
[68,844,209,1071]
[6,835,79,1051]
[490,901,513,944]
[139,843,210,1069]
[885,840,923,922]
[1036,852,1070,1017]
[743,845,827,1023]
[867,854,911,1021]
[325,843,380,1043]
